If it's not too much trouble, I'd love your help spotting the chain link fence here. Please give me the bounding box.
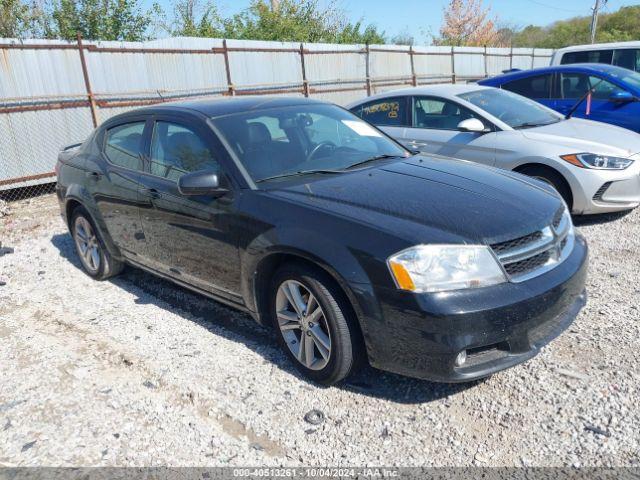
[0,37,554,206]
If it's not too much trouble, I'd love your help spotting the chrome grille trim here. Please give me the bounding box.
[491,207,574,283]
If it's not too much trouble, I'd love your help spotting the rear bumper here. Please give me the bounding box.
[359,234,589,382]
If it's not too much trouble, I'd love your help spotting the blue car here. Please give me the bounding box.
[478,64,640,133]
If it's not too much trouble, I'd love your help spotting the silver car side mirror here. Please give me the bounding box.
[457,118,487,133]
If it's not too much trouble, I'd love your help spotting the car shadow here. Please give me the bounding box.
[572,209,633,226]
[50,233,480,404]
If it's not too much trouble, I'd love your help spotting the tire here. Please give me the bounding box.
[517,165,573,210]
[269,263,362,385]
[71,206,124,280]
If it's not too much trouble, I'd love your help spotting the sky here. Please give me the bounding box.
[146,0,640,42]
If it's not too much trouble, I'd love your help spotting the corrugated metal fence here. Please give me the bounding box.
[0,35,553,198]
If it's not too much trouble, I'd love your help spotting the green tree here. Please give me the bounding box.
[50,0,155,41]
[164,0,223,37]
[0,0,49,38]
[512,5,640,48]
[217,0,385,44]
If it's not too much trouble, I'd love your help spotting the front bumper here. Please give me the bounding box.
[570,161,640,214]
[360,234,588,382]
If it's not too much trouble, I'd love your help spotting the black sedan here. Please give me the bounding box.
[56,96,588,385]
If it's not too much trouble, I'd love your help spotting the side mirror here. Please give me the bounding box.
[178,170,228,197]
[609,90,635,103]
[457,118,488,133]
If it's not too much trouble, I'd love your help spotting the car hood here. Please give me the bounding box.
[267,155,563,245]
[520,118,640,157]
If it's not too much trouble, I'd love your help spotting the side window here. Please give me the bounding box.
[150,122,219,182]
[612,49,640,71]
[104,122,146,170]
[355,97,408,127]
[559,73,591,99]
[412,97,482,130]
[502,74,552,99]
[589,76,625,100]
[561,50,613,65]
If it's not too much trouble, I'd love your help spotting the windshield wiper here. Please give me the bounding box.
[344,154,404,170]
[255,169,344,183]
[512,119,560,129]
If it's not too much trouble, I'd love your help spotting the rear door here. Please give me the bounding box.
[402,96,496,165]
[500,73,554,108]
[136,114,242,301]
[87,117,150,258]
[350,96,409,142]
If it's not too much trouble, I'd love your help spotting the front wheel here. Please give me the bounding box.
[517,165,573,211]
[270,264,361,385]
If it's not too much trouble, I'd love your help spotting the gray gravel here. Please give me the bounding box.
[0,194,638,467]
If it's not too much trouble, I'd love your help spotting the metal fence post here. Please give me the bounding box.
[365,43,371,96]
[531,48,535,69]
[451,46,456,83]
[222,39,235,96]
[409,46,417,86]
[484,45,488,78]
[300,43,309,97]
[76,33,98,128]
[510,45,514,70]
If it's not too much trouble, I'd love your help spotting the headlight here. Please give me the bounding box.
[561,153,633,170]
[387,245,507,293]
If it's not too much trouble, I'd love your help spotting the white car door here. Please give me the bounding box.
[400,96,497,166]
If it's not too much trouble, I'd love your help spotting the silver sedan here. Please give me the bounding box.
[347,84,640,214]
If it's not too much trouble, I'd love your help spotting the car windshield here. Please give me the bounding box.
[210,103,408,183]
[458,88,563,129]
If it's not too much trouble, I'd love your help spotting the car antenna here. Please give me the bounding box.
[565,78,605,119]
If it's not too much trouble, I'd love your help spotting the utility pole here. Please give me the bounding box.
[270,0,279,11]
[590,0,607,44]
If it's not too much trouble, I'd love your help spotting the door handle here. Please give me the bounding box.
[142,188,160,199]
[85,171,102,180]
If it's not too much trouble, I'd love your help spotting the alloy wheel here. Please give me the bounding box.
[74,216,101,273]
[276,280,332,370]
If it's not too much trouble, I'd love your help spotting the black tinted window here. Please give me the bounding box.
[150,122,219,182]
[104,122,145,170]
[561,50,614,65]
[612,49,640,71]
[353,97,408,126]
[502,74,552,99]
[558,73,624,100]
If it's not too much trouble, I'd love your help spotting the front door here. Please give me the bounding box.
[552,72,637,131]
[401,96,496,165]
[87,119,150,258]
[137,117,241,301]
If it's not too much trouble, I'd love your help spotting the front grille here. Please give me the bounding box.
[492,231,543,255]
[593,182,612,201]
[504,250,551,276]
[490,207,573,282]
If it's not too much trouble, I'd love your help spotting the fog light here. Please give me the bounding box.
[455,350,467,367]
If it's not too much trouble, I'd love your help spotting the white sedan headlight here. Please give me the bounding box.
[561,153,633,170]
[387,245,507,293]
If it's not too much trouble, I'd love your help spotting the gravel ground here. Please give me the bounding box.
[0,194,638,467]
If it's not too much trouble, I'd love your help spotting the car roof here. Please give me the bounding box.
[348,84,492,105]
[112,95,328,121]
[479,63,631,85]
[555,41,640,53]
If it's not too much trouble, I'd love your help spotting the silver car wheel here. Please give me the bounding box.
[276,280,332,371]
[74,216,101,273]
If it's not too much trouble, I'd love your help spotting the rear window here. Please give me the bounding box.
[502,74,552,99]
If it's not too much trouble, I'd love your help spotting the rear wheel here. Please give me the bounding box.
[270,264,361,385]
[517,165,573,210]
[71,207,124,280]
